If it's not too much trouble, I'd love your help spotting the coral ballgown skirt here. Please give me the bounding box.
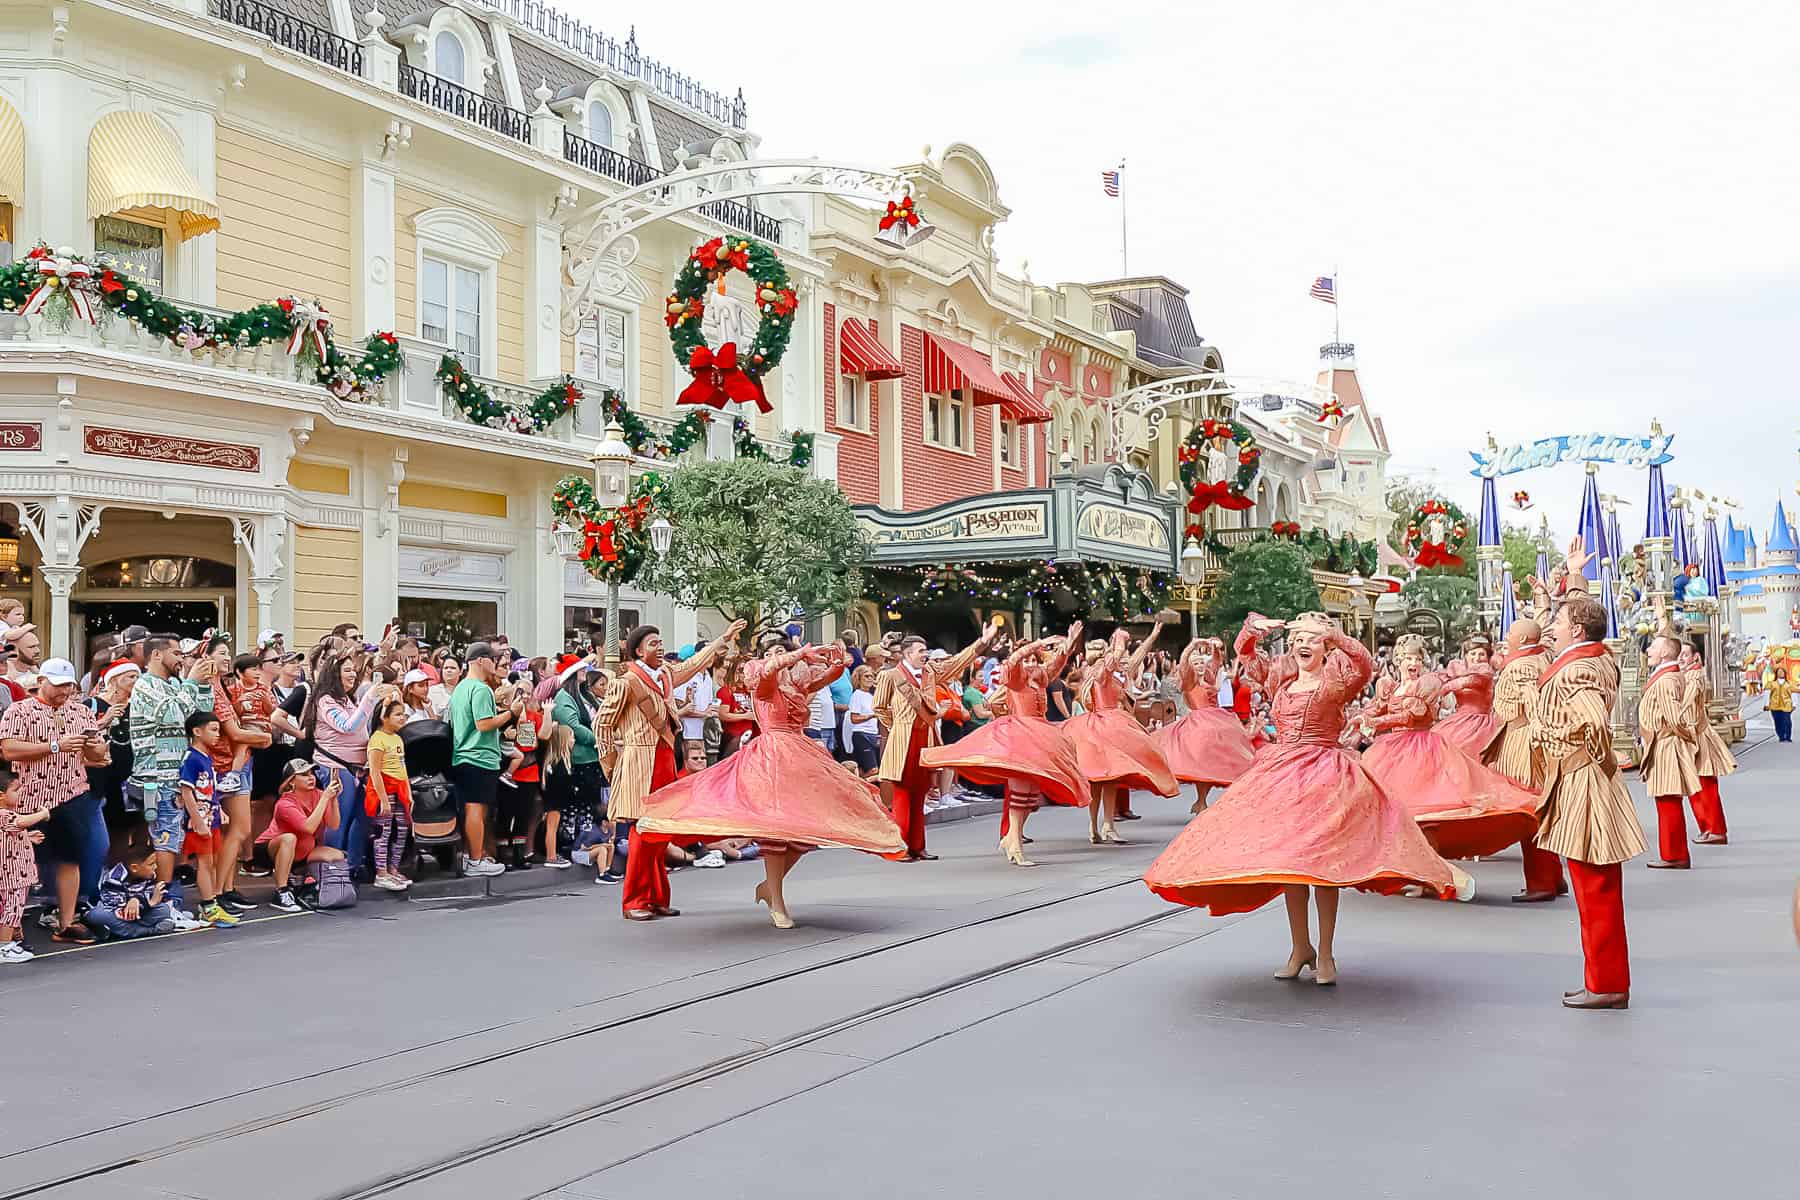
[638,730,903,855]
[1144,740,1456,915]
[1435,708,1503,758]
[920,715,1088,807]
[1156,706,1257,786]
[1361,730,1540,860]
[1062,709,1179,796]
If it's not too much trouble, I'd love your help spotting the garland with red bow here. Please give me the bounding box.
[879,195,924,233]
[1177,417,1260,536]
[1404,497,1471,570]
[551,470,669,585]
[666,235,795,414]
[436,355,581,435]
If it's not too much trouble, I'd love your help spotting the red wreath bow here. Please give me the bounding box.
[20,253,96,324]
[679,342,770,412]
[693,237,749,274]
[1318,398,1344,423]
[1415,542,1464,570]
[1187,480,1254,513]
[1272,521,1300,537]
[580,519,619,564]
[879,197,922,231]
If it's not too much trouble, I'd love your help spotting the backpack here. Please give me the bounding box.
[313,859,357,909]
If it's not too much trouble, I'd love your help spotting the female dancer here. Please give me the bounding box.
[1145,613,1455,984]
[1156,637,1258,814]
[1063,625,1179,844]
[1436,634,1502,757]
[637,633,902,929]
[921,622,1088,866]
[1359,634,1539,894]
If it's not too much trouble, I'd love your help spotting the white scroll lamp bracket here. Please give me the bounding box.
[1105,372,1339,458]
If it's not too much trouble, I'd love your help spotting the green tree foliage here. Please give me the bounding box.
[1402,572,1479,642]
[1200,539,1323,638]
[638,457,869,637]
[1502,523,1543,586]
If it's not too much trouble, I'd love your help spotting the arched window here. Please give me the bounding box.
[434,31,465,84]
[588,101,613,146]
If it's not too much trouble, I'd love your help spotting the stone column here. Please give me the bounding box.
[39,566,80,661]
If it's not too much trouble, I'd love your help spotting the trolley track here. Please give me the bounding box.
[5,870,1189,1199]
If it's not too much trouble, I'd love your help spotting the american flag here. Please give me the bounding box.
[1101,168,1121,198]
[1310,275,1336,304]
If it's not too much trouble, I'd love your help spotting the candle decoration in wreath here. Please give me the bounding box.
[666,235,796,414]
[1405,498,1471,569]
[1177,417,1260,540]
[551,471,668,584]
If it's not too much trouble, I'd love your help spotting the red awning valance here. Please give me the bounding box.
[999,372,1052,424]
[922,332,1010,406]
[837,318,905,381]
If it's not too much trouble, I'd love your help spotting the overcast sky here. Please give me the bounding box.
[576,0,1800,547]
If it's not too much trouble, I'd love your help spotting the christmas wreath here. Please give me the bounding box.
[1178,416,1260,538]
[666,236,796,413]
[551,470,668,585]
[1405,498,1471,569]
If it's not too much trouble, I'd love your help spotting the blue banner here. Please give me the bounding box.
[1469,432,1674,478]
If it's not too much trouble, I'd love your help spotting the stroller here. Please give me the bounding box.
[399,719,459,872]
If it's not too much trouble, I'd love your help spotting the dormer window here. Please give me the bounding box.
[434,30,465,84]
[588,102,613,146]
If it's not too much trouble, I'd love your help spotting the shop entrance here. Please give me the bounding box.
[399,595,501,656]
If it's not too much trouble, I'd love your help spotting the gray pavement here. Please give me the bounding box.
[4,717,1797,1200]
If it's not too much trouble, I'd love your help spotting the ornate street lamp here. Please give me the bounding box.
[649,515,674,559]
[1179,536,1207,636]
[590,420,632,508]
[550,521,583,560]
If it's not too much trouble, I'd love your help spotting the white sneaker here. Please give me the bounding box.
[373,875,406,892]
[0,942,34,964]
[936,795,966,808]
[694,850,727,869]
[171,910,209,931]
[476,857,506,877]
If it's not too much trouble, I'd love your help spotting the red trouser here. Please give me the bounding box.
[621,743,678,914]
[1567,859,1630,994]
[1689,776,1728,838]
[1521,837,1567,894]
[1654,796,1691,863]
[887,724,932,857]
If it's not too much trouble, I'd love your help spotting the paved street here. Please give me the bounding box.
[4,713,1796,1200]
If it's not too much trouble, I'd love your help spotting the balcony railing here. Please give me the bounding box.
[211,0,364,75]
[562,131,663,188]
[697,198,783,243]
[398,64,530,143]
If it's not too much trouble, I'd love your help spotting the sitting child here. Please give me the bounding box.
[85,849,178,940]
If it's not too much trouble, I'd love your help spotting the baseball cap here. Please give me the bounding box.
[280,757,319,784]
[402,668,431,686]
[258,628,282,648]
[38,658,78,685]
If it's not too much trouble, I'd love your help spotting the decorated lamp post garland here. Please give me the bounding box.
[1178,417,1261,538]
[552,470,667,584]
[1405,498,1471,569]
[666,235,796,413]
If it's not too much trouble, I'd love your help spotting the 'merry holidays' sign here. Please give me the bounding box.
[1469,432,1674,478]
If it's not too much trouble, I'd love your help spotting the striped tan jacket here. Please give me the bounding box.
[871,641,985,783]
[1529,643,1647,865]
[1486,645,1548,787]
[1638,662,1700,799]
[1684,668,1737,778]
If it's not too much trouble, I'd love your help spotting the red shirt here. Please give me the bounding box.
[256,788,335,861]
[511,710,546,784]
[213,679,276,772]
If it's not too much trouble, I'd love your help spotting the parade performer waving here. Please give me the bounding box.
[1680,643,1735,846]
[639,634,902,928]
[1487,619,1566,902]
[597,619,745,921]
[1437,635,1502,757]
[1063,624,1179,844]
[922,622,1088,867]
[1156,636,1258,813]
[1639,613,1701,870]
[1359,634,1540,894]
[1145,614,1455,986]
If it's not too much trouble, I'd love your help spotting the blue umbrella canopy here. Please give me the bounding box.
[1576,469,1609,582]
[1500,565,1518,631]
[1701,513,1727,592]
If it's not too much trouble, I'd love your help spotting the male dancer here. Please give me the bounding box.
[597,619,744,920]
[1487,617,1562,901]
[1640,615,1701,870]
[1533,583,1647,1010]
[1680,642,1734,845]
[873,622,997,860]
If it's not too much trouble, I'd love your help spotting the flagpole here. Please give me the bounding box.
[1333,262,1340,345]
[1119,158,1128,276]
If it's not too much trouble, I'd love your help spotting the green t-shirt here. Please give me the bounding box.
[449,677,500,770]
[962,684,990,732]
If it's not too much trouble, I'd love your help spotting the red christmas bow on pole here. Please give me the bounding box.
[1187,481,1254,513]
[678,342,770,412]
[1414,542,1464,570]
[580,519,620,564]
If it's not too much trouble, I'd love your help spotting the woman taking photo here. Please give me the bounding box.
[301,653,384,876]
[545,659,605,868]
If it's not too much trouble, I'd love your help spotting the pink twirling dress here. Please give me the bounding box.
[1062,656,1179,796]
[1360,673,1540,860]
[921,646,1087,808]
[1435,663,1503,757]
[1144,623,1455,916]
[638,655,903,856]
[1155,655,1258,787]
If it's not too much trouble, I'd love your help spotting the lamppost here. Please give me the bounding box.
[1179,536,1207,637]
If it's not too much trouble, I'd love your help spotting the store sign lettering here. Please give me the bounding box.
[418,553,465,577]
[85,427,260,472]
[0,423,42,451]
[1469,432,1673,478]
[1077,503,1168,552]
[859,503,1047,546]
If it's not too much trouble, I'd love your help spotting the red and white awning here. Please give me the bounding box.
[922,332,1010,406]
[837,318,905,381]
[999,372,1052,424]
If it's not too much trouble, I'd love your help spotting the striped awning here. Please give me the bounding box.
[999,372,1052,424]
[837,318,904,381]
[0,96,21,210]
[922,332,1010,406]
[87,111,220,240]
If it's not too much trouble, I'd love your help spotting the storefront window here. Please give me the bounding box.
[93,216,165,294]
[925,393,966,450]
[563,604,641,656]
[399,595,499,656]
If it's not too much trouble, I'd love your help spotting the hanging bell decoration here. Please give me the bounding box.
[875,195,936,249]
